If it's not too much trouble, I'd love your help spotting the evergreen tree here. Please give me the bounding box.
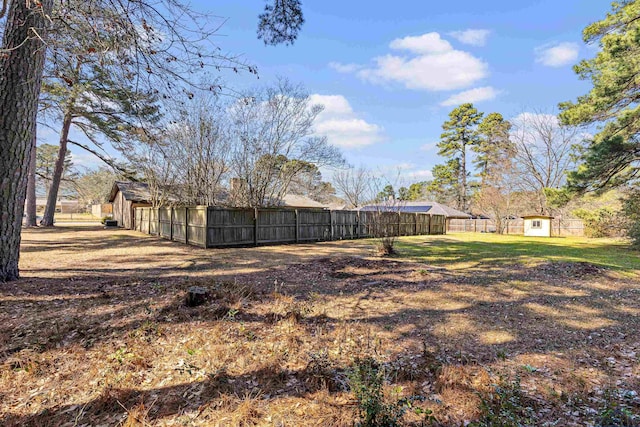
[428,159,462,206]
[436,103,483,211]
[476,112,513,180]
[559,0,640,191]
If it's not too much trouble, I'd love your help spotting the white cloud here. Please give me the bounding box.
[389,33,452,54]
[440,86,500,106]
[309,94,384,149]
[407,169,434,179]
[511,112,559,127]
[328,62,362,73]
[449,29,491,47]
[332,32,489,92]
[535,42,579,67]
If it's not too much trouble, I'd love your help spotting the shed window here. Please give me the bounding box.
[532,220,542,229]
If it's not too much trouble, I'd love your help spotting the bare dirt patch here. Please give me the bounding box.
[1,227,639,426]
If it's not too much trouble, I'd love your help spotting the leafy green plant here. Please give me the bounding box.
[573,207,623,238]
[469,375,534,427]
[622,188,640,249]
[597,388,639,427]
[348,356,431,427]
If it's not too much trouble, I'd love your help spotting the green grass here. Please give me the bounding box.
[394,232,640,272]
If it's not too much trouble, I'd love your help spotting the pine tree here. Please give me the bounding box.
[437,103,483,211]
[559,0,640,191]
[476,112,513,180]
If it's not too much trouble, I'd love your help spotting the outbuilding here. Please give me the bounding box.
[108,181,152,229]
[522,215,554,237]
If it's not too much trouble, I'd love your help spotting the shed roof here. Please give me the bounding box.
[521,214,554,219]
[108,181,152,203]
[360,201,471,218]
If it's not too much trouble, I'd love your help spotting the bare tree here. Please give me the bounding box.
[162,97,231,206]
[229,78,344,207]
[474,156,521,234]
[332,166,372,208]
[510,111,582,213]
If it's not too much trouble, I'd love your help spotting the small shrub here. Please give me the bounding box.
[573,207,624,238]
[622,188,640,249]
[469,375,534,427]
[597,388,639,427]
[349,356,428,427]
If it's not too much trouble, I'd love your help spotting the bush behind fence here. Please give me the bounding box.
[134,206,446,248]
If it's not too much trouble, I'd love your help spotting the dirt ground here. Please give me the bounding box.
[1,226,639,426]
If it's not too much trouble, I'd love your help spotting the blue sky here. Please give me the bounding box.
[196,0,605,183]
[52,0,607,184]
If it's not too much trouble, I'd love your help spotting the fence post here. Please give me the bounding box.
[330,210,335,240]
[484,220,488,233]
[204,207,209,248]
[170,207,174,241]
[254,208,259,246]
[185,207,189,245]
[414,213,419,236]
[295,209,300,243]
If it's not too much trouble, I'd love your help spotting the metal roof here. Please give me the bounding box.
[360,201,471,218]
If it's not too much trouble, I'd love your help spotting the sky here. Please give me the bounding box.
[47,0,608,185]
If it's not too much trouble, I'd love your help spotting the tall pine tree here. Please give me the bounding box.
[436,103,483,211]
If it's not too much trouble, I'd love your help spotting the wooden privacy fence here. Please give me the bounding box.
[134,207,446,248]
[447,218,585,237]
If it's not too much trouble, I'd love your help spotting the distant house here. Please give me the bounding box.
[34,198,80,213]
[360,201,471,232]
[360,201,471,218]
[280,194,329,209]
[108,181,152,229]
[522,214,554,237]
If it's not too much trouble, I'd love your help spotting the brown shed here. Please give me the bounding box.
[108,181,152,229]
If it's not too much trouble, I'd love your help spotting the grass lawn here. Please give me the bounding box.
[397,232,640,272]
[1,228,639,426]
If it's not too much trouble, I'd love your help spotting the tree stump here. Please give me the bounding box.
[185,286,209,307]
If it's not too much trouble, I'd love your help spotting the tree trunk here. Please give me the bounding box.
[25,129,38,227]
[460,142,467,212]
[42,112,74,227]
[0,0,53,281]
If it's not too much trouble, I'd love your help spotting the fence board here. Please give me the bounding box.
[207,208,255,247]
[332,210,359,239]
[159,208,172,239]
[172,208,187,244]
[187,207,207,247]
[257,209,297,244]
[298,209,331,241]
